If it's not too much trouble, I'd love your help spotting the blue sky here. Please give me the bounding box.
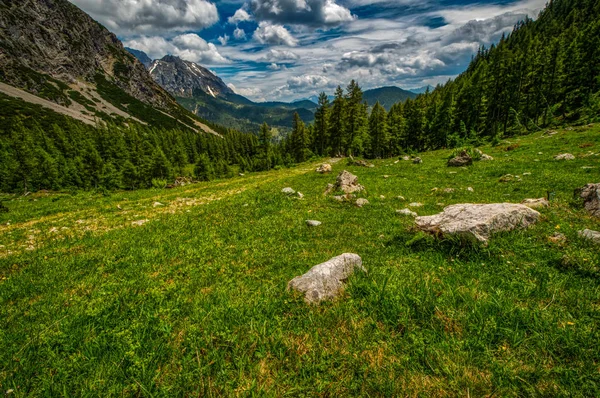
[69,0,547,102]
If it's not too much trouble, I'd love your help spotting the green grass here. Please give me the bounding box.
[1,126,599,396]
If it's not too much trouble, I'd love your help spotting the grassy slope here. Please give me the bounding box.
[1,126,599,396]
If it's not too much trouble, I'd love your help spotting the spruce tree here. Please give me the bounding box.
[313,92,330,156]
[328,86,346,157]
[368,102,389,158]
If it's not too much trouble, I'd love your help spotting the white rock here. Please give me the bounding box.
[554,153,575,160]
[316,164,332,174]
[578,183,600,218]
[397,196,406,201]
[480,154,494,161]
[153,202,164,207]
[297,192,304,199]
[409,202,423,207]
[288,254,365,304]
[415,203,540,243]
[397,208,418,217]
[355,198,369,208]
[467,187,474,192]
[282,187,296,195]
[579,229,600,244]
[306,220,322,227]
[132,219,149,226]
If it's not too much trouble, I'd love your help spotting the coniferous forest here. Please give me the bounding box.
[1,0,599,193]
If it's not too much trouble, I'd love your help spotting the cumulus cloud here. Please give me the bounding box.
[253,22,298,46]
[227,83,266,101]
[69,0,219,36]
[249,0,355,26]
[228,8,253,24]
[287,74,331,89]
[445,12,527,44]
[218,35,229,45]
[234,28,247,40]
[124,33,228,64]
[260,49,300,61]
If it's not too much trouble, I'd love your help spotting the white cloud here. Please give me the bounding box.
[228,8,253,24]
[218,35,230,45]
[260,49,300,61]
[124,33,228,64]
[253,22,298,46]
[69,0,219,36]
[249,0,354,27]
[234,28,247,40]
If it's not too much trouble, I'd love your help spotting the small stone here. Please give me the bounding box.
[282,187,296,195]
[554,153,575,160]
[316,164,332,174]
[397,196,406,201]
[413,157,423,164]
[297,192,304,199]
[402,156,410,161]
[49,227,58,233]
[333,195,346,202]
[521,198,549,209]
[334,170,364,194]
[132,219,149,226]
[153,202,164,207]
[578,229,600,244]
[409,202,423,207]
[397,208,417,217]
[522,172,532,176]
[380,195,385,199]
[324,183,335,195]
[480,154,494,161]
[383,175,390,179]
[306,220,322,227]
[443,188,455,193]
[467,187,474,192]
[355,198,369,208]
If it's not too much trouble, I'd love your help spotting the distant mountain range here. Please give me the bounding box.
[128,48,420,132]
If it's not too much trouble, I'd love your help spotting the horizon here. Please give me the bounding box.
[71,0,545,102]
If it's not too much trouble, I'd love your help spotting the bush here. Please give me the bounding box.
[151,179,167,189]
[449,147,482,161]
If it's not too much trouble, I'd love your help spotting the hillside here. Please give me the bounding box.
[0,0,214,134]
[363,86,417,110]
[1,125,599,395]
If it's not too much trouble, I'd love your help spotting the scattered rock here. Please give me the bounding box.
[282,187,296,195]
[443,188,455,194]
[554,153,575,160]
[523,172,532,176]
[578,229,600,244]
[415,203,540,243]
[409,202,423,207]
[397,208,418,217]
[413,157,423,164]
[402,156,411,161]
[549,232,567,244]
[333,195,346,202]
[355,198,369,208]
[577,183,600,217]
[239,173,245,177]
[521,198,549,209]
[543,130,559,136]
[383,175,390,179]
[379,195,385,199]
[335,170,365,194]
[448,150,473,167]
[480,154,494,161]
[49,227,58,233]
[297,192,304,199]
[467,187,474,192]
[474,149,483,156]
[306,220,322,227]
[316,163,333,174]
[132,219,149,226]
[287,253,365,304]
[499,174,521,183]
[397,196,406,201]
[174,176,193,187]
[153,202,164,207]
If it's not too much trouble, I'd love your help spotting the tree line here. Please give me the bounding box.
[273,0,599,162]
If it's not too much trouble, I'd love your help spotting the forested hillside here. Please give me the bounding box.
[288,0,600,159]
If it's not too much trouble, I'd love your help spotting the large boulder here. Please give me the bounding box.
[578,183,600,218]
[448,150,473,167]
[287,253,365,304]
[415,203,540,243]
[335,170,364,194]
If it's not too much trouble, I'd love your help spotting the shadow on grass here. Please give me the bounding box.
[386,230,491,261]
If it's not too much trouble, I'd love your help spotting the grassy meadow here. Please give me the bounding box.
[1,125,600,396]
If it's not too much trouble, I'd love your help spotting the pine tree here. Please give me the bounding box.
[195,153,215,181]
[258,122,272,171]
[328,86,346,157]
[313,92,330,156]
[368,102,389,158]
[290,112,308,163]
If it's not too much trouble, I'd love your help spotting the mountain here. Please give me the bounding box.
[148,55,234,99]
[0,0,215,134]
[409,85,434,95]
[362,86,417,110]
[134,54,315,132]
[125,47,153,69]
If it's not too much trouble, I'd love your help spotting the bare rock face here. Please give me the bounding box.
[316,164,333,174]
[555,153,575,160]
[287,254,365,304]
[521,198,549,209]
[448,150,473,167]
[335,171,364,194]
[579,229,600,244]
[415,203,540,243]
[578,183,600,218]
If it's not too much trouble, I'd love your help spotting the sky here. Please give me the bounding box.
[69,0,547,102]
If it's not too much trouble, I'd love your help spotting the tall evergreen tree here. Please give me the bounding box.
[313,92,330,156]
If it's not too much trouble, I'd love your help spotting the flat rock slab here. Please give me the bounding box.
[579,183,600,218]
[579,229,600,244]
[415,203,540,243]
[287,253,365,304]
[282,187,296,195]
